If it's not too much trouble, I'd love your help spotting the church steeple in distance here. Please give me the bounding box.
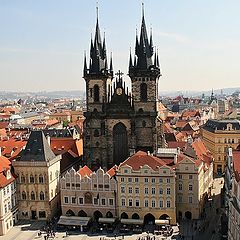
[129,3,160,77]
[84,6,113,78]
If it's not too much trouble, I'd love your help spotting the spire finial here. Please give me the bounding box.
[96,1,99,21]
[142,2,144,18]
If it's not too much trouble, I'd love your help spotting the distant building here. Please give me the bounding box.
[202,119,240,175]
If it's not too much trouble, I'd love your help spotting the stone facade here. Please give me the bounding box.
[83,10,164,170]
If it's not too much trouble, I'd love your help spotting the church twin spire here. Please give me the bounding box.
[84,7,113,77]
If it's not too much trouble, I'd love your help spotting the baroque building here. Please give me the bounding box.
[83,8,164,169]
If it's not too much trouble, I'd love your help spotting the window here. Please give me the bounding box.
[189,184,193,191]
[94,129,99,137]
[101,122,105,135]
[189,196,193,203]
[159,200,163,208]
[22,191,26,200]
[21,175,25,183]
[4,204,7,214]
[121,178,125,182]
[3,188,6,195]
[129,187,133,194]
[93,85,100,102]
[178,195,182,203]
[152,178,156,183]
[128,199,133,207]
[144,178,148,183]
[30,175,34,183]
[142,120,146,127]
[166,200,171,208]
[167,188,171,195]
[140,83,147,101]
[135,178,139,183]
[64,197,69,204]
[167,178,171,183]
[121,186,125,193]
[71,197,76,204]
[144,187,149,194]
[30,191,35,200]
[179,183,183,191]
[128,178,132,182]
[124,169,128,173]
[39,175,44,183]
[40,191,45,201]
[109,199,114,206]
[101,198,106,205]
[151,200,156,208]
[189,175,193,180]
[144,199,149,207]
[152,188,156,195]
[136,199,140,207]
[159,188,163,194]
[159,178,163,183]
[94,198,98,205]
[135,187,140,194]
[178,175,182,179]
[121,198,126,206]
[8,202,11,211]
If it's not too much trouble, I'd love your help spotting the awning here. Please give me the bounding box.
[120,219,144,225]
[57,216,90,226]
[99,218,116,223]
[155,219,169,225]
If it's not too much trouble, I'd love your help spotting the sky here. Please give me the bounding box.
[0,0,240,93]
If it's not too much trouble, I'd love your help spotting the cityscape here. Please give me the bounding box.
[1,1,240,240]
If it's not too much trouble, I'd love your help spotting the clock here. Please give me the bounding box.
[116,88,123,95]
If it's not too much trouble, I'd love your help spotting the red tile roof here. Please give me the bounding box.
[107,165,118,177]
[120,151,167,171]
[78,165,92,177]
[0,155,15,188]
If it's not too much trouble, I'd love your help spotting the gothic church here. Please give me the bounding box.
[83,7,164,169]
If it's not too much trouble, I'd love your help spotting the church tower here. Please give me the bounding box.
[128,4,163,153]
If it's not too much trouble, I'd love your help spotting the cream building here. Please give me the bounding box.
[0,154,18,235]
[60,165,117,220]
[202,119,240,175]
[117,151,176,225]
[12,131,61,220]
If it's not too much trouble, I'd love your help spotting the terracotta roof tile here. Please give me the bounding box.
[107,165,118,177]
[78,165,92,177]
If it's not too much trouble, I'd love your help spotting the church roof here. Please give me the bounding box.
[18,130,56,162]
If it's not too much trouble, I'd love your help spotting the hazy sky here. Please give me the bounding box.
[0,0,240,92]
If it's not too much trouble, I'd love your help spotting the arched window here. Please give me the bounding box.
[142,120,146,127]
[94,85,100,102]
[22,191,26,200]
[31,191,35,200]
[39,174,44,183]
[21,175,25,183]
[30,174,34,183]
[140,83,147,101]
[40,191,45,201]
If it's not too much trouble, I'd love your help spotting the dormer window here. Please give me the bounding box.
[6,170,11,180]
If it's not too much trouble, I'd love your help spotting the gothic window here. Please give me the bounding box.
[101,122,105,135]
[31,191,35,200]
[94,85,100,102]
[140,83,147,101]
[39,174,44,183]
[30,174,34,183]
[40,191,45,201]
[21,175,25,183]
[142,120,146,127]
[84,192,92,204]
[94,129,99,137]
[22,191,26,200]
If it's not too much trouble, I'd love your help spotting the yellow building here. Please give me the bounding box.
[12,131,61,220]
[202,119,240,175]
[117,151,176,225]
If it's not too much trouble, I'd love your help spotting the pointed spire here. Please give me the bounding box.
[102,32,106,58]
[150,27,154,55]
[84,51,87,76]
[129,48,133,69]
[110,52,113,73]
[156,48,160,67]
[154,47,157,67]
[104,57,108,70]
[95,4,102,46]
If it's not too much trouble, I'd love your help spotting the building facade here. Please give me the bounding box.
[116,151,176,225]
[60,166,117,219]
[202,119,240,175]
[0,154,18,236]
[12,131,61,220]
[83,8,164,170]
